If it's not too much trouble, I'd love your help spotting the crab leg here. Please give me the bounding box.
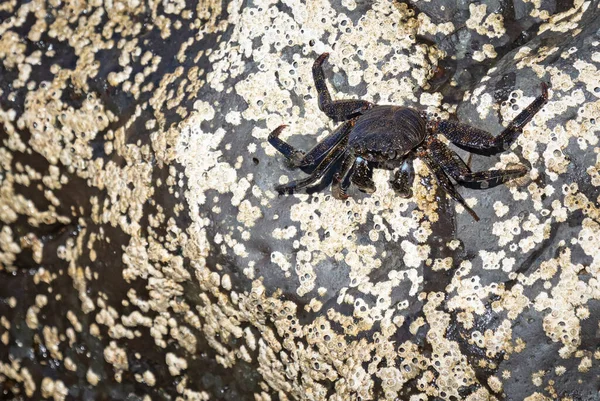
[418,148,480,221]
[275,135,348,195]
[438,82,548,153]
[331,152,357,199]
[313,53,373,122]
[427,138,528,189]
[332,154,379,199]
[268,120,354,174]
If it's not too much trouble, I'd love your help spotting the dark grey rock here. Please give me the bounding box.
[1,1,599,401]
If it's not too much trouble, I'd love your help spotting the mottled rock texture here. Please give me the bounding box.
[1,1,599,401]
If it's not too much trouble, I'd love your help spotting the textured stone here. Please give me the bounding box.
[1,1,599,401]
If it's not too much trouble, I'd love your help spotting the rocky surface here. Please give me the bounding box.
[1,1,599,401]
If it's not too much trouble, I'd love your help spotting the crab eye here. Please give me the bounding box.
[387,150,396,159]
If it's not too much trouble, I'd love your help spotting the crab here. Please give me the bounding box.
[268,53,549,221]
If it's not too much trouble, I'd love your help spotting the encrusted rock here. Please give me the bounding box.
[1,1,599,400]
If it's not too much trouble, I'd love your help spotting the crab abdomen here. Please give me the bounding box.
[349,106,426,160]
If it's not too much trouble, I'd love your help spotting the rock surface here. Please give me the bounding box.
[0,1,599,400]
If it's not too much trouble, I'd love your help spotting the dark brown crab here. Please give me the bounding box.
[269,53,548,221]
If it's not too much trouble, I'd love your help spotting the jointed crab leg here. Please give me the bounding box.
[438,82,548,152]
[313,53,373,123]
[419,148,480,221]
[268,120,354,174]
[267,125,299,161]
[275,136,348,195]
[427,138,528,189]
[331,152,357,199]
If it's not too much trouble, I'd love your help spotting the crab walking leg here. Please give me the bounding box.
[419,149,480,221]
[427,138,528,188]
[313,53,373,123]
[438,82,548,152]
[275,136,348,195]
[268,121,354,174]
[331,152,357,199]
[389,157,415,197]
[268,125,300,161]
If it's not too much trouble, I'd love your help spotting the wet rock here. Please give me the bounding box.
[1,1,599,401]
[409,0,576,98]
